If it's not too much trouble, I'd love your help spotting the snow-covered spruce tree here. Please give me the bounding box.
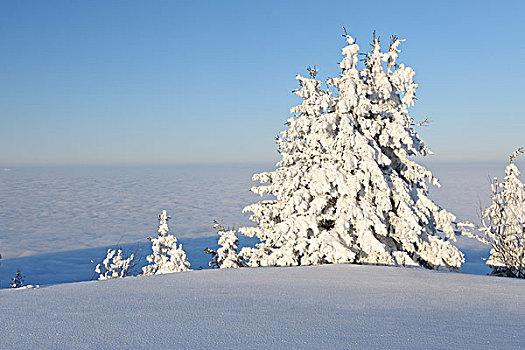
[95,248,135,280]
[142,210,191,275]
[466,148,525,278]
[11,270,25,288]
[239,30,463,270]
[206,221,242,269]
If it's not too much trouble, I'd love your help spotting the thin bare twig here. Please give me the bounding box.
[411,117,432,127]
[307,65,318,79]
[509,147,524,164]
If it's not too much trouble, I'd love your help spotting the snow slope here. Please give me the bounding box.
[1,264,524,349]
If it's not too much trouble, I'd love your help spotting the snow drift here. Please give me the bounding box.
[1,264,523,349]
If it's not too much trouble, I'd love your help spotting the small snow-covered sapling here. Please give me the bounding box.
[11,270,25,288]
[206,221,242,269]
[95,248,136,280]
[142,210,191,275]
[464,148,525,278]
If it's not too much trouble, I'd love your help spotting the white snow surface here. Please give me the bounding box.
[1,264,524,349]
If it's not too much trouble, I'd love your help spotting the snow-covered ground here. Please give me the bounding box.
[0,162,515,287]
[1,264,524,349]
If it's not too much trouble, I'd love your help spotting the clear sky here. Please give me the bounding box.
[1,0,523,165]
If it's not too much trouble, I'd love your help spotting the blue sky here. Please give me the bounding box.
[1,0,523,165]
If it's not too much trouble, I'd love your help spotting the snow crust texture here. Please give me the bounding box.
[241,32,462,270]
[1,265,523,349]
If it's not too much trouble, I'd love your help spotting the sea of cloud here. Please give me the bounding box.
[0,161,518,285]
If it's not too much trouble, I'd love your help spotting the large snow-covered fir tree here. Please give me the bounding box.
[466,148,525,278]
[142,210,191,275]
[240,30,463,270]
